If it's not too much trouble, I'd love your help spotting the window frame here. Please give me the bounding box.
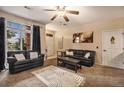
[6,21,33,51]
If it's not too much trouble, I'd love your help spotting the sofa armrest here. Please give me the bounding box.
[89,56,95,62]
[7,57,17,64]
[38,54,44,58]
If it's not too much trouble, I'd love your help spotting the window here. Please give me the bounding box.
[7,21,32,51]
[7,31,21,50]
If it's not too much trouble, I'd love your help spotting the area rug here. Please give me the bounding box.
[13,76,47,87]
[32,65,86,87]
[12,65,124,87]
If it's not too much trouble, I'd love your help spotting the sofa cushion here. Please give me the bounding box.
[65,55,76,59]
[14,59,30,65]
[14,54,25,61]
[30,58,41,63]
[73,50,85,56]
[69,56,91,61]
[80,57,91,61]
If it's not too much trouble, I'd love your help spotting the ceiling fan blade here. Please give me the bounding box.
[66,10,79,15]
[43,9,56,11]
[57,6,66,9]
[56,6,60,9]
[63,6,66,9]
[63,15,69,22]
[51,15,58,21]
[24,6,32,10]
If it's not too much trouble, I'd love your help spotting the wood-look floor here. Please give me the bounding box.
[0,58,124,87]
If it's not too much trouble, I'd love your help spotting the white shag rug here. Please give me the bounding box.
[32,65,85,87]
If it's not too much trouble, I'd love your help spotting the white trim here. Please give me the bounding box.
[6,19,32,29]
[30,26,33,50]
[102,28,124,33]
[5,19,8,68]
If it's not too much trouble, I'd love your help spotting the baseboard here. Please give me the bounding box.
[95,63,124,70]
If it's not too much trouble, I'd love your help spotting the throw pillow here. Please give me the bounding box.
[14,54,25,61]
[66,51,73,56]
[30,52,38,59]
[84,52,90,58]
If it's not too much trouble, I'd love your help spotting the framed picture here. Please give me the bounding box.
[73,31,93,43]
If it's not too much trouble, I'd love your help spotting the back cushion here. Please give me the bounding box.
[14,54,25,61]
[8,51,27,58]
[30,52,38,59]
[73,50,85,57]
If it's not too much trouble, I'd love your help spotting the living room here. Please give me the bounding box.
[0,3,124,90]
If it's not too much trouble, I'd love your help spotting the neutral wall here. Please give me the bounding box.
[2,10,124,64]
[0,11,46,54]
[55,18,124,64]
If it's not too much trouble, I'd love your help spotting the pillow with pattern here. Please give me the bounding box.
[30,52,38,59]
[84,52,90,58]
[14,54,25,61]
[66,51,73,56]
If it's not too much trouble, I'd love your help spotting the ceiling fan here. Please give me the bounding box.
[43,6,79,22]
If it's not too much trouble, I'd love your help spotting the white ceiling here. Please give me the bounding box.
[0,6,124,31]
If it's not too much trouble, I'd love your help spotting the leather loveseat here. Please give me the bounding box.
[7,50,44,74]
[64,49,96,67]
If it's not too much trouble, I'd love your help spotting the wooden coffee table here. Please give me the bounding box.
[57,57,81,73]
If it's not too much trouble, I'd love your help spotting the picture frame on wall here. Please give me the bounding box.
[73,31,93,43]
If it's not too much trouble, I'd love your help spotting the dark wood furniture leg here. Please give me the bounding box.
[75,64,77,73]
[57,58,61,66]
[80,65,82,69]
[57,60,59,66]
[57,58,59,66]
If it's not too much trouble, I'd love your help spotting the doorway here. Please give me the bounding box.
[102,30,124,68]
[46,33,55,57]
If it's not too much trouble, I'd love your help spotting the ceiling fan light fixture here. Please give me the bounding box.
[24,6,31,10]
[57,11,66,17]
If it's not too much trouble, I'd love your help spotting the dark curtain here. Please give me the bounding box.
[0,17,5,70]
[32,25,41,53]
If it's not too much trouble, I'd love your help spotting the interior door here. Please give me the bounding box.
[46,34,54,57]
[102,32,111,66]
[102,30,124,66]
